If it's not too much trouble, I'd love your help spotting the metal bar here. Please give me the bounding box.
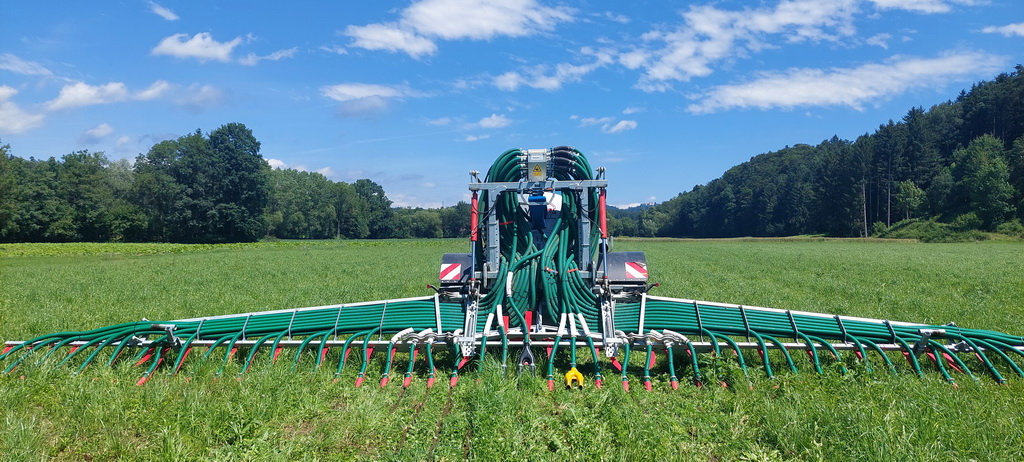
[739,305,751,342]
[333,306,344,341]
[579,189,592,272]
[694,302,704,342]
[637,293,647,334]
[377,301,389,341]
[433,294,442,334]
[486,191,499,275]
[835,315,849,343]
[469,179,608,192]
[240,314,252,341]
[787,310,800,343]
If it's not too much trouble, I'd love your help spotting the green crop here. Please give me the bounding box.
[2,239,1023,460]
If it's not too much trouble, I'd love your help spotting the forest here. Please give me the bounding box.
[629,65,1024,241]
[0,123,469,243]
[1,66,1022,243]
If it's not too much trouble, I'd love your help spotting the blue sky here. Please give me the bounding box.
[1,1,1022,208]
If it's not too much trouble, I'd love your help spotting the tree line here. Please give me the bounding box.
[0,123,470,243]
[621,65,1024,240]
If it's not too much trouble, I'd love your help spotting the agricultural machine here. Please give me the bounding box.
[4,147,1024,390]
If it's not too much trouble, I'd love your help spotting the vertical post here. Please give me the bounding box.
[579,189,592,273]
[486,192,499,280]
[470,191,479,281]
[599,188,609,279]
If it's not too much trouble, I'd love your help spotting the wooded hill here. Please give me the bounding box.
[626,65,1024,241]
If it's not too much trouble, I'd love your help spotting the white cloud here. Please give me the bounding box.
[316,166,335,177]
[579,116,615,127]
[402,0,573,40]
[688,51,1006,113]
[152,32,244,62]
[464,134,490,141]
[618,49,650,70]
[338,96,391,117]
[603,120,638,134]
[427,117,452,126]
[981,22,1024,37]
[321,83,421,101]
[0,86,45,134]
[474,113,511,128]
[493,47,614,91]
[319,45,348,55]
[578,116,637,134]
[46,82,129,110]
[174,84,224,112]
[0,53,53,76]
[866,33,892,49]
[321,83,425,117]
[602,11,630,24]
[45,80,178,111]
[344,24,438,58]
[148,2,179,21]
[239,47,299,66]
[115,136,132,152]
[622,106,644,114]
[78,123,115,145]
[635,0,860,89]
[867,0,967,14]
[135,80,171,100]
[267,158,287,169]
[345,0,574,58]
[86,123,114,138]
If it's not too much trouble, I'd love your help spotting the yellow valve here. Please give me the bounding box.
[564,367,585,388]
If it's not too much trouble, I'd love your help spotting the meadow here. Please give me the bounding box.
[2,238,1023,461]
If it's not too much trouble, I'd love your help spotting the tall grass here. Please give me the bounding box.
[2,239,1023,460]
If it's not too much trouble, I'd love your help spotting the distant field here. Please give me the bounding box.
[2,239,1023,460]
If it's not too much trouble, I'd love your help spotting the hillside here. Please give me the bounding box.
[628,65,1024,240]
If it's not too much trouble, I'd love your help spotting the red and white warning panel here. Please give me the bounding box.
[601,251,649,283]
[438,253,473,288]
[624,261,648,279]
[440,263,462,281]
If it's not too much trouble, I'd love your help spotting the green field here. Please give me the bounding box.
[2,239,1023,461]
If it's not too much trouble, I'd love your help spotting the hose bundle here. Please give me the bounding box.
[473,146,602,333]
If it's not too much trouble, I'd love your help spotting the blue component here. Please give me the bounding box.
[528,194,545,203]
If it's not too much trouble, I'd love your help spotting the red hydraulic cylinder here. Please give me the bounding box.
[598,188,608,239]
[470,191,479,242]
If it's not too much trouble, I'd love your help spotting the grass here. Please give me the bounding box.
[2,238,1024,460]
